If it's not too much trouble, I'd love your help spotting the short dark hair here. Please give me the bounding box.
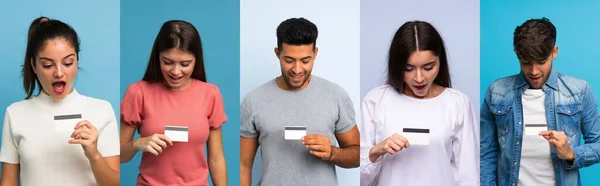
[276,17,318,51]
[22,16,80,99]
[142,20,207,82]
[387,21,451,93]
[513,17,556,62]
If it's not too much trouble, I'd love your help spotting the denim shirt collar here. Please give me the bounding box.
[514,68,559,91]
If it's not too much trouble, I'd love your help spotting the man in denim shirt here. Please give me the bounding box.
[481,17,600,186]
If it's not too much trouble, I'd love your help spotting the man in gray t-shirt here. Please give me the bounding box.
[240,17,360,186]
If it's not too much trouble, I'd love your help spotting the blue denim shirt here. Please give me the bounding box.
[481,69,600,186]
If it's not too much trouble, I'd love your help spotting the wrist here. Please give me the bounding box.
[87,150,103,163]
[567,149,576,161]
[369,146,382,162]
[132,138,141,150]
[328,146,336,161]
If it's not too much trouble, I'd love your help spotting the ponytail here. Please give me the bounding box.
[21,16,80,99]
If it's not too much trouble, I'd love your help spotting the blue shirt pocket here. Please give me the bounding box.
[490,104,512,137]
[556,103,583,142]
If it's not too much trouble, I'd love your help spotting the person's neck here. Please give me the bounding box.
[41,88,75,100]
[162,79,193,92]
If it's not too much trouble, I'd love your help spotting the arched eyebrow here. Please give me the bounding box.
[162,56,193,63]
[38,53,76,62]
[406,60,436,67]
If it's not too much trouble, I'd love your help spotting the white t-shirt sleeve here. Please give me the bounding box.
[97,102,119,157]
[360,87,385,186]
[0,108,19,164]
[452,94,480,186]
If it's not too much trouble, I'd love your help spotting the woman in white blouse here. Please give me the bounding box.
[360,21,479,186]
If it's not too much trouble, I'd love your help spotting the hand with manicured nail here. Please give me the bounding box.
[68,120,100,160]
[133,133,174,156]
[539,130,575,160]
[369,133,410,162]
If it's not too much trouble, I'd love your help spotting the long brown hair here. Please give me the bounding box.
[387,21,451,93]
[22,16,80,99]
[142,20,206,82]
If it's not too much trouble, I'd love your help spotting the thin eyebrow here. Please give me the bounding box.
[406,61,436,67]
[62,54,75,60]
[162,56,193,63]
[38,53,75,62]
[423,61,436,66]
[38,57,54,62]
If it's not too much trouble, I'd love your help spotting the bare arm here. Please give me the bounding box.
[119,124,139,163]
[240,136,259,186]
[207,128,227,185]
[69,121,120,186]
[89,155,120,186]
[331,126,360,168]
[0,163,19,186]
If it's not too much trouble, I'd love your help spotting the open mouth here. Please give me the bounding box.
[52,81,66,94]
[529,76,542,84]
[168,75,183,83]
[414,84,427,91]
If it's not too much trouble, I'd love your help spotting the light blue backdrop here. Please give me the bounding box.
[360,0,480,182]
[0,0,120,176]
[481,1,600,185]
[240,0,361,185]
[360,0,480,116]
[120,0,240,185]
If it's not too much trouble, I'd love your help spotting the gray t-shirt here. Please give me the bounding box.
[241,75,356,186]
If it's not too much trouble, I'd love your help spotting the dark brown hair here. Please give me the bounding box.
[142,20,206,82]
[22,16,80,99]
[513,17,556,62]
[387,21,451,93]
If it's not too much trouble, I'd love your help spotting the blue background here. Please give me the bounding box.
[481,1,600,184]
[120,0,240,185]
[0,0,120,175]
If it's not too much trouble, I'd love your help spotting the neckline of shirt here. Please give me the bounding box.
[399,87,449,102]
[272,75,318,94]
[523,89,546,97]
[34,89,80,107]
[156,79,199,95]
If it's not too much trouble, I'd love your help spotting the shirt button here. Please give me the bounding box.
[518,121,522,124]
[513,162,517,166]
[497,111,501,113]
[516,142,520,145]
[568,111,571,113]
